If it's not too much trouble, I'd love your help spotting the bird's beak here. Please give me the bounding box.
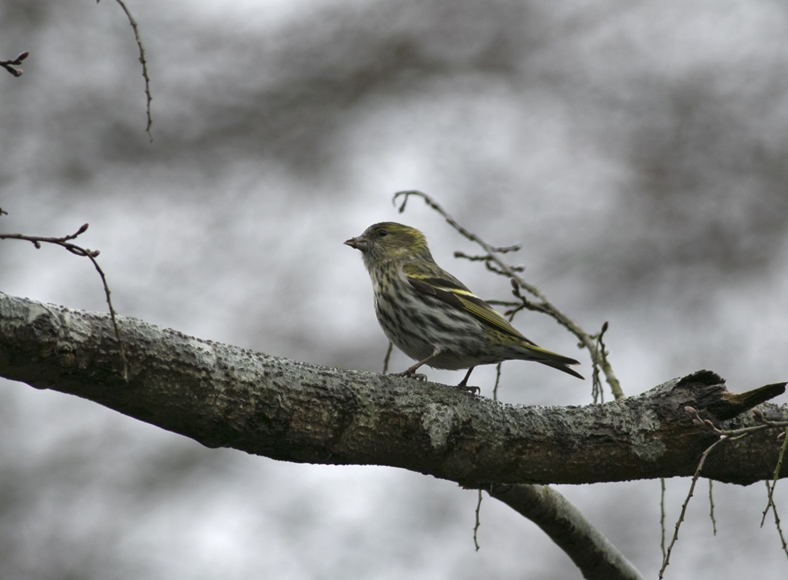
[344,236,368,252]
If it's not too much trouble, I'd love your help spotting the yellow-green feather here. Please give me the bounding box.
[404,266,576,362]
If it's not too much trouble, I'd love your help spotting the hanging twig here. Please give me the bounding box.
[98,0,153,140]
[659,434,727,579]
[708,479,717,536]
[473,489,483,551]
[382,342,393,375]
[762,425,788,525]
[660,478,667,561]
[660,407,788,577]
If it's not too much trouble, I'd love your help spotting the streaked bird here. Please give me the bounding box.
[345,222,583,389]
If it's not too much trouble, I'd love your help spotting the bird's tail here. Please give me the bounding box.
[519,344,584,379]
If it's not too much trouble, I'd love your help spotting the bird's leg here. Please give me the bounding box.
[392,346,443,378]
[456,367,479,394]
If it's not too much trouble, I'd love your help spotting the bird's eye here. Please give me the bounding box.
[378,229,388,237]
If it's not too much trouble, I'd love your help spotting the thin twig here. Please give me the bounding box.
[382,341,393,375]
[473,489,483,551]
[454,251,496,263]
[492,362,502,402]
[591,321,611,404]
[708,479,717,536]
[0,224,129,380]
[455,251,525,273]
[489,303,520,401]
[664,407,788,577]
[684,406,788,440]
[660,478,666,561]
[765,481,788,560]
[659,436,727,579]
[762,425,788,526]
[1,51,29,77]
[100,0,153,141]
[394,190,625,399]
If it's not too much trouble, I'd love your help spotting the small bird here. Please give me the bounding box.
[345,222,583,389]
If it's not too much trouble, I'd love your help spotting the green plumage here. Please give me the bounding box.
[345,222,583,387]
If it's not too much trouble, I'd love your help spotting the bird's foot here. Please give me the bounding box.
[456,383,480,395]
[456,366,479,394]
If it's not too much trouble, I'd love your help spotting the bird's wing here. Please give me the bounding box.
[403,263,533,343]
[404,262,583,377]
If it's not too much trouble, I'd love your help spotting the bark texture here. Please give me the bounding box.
[0,292,785,487]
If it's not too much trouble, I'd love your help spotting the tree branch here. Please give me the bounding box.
[1,292,785,487]
[490,484,646,580]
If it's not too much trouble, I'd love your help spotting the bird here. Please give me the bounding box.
[344,222,583,390]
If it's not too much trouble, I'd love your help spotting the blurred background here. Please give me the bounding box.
[2,0,788,578]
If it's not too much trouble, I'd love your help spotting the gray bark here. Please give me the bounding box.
[1,292,786,580]
[1,292,784,486]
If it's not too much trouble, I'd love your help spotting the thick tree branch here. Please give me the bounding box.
[0,292,785,487]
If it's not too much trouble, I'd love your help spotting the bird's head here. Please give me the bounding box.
[345,222,431,269]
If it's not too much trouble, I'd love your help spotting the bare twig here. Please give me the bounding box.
[473,489,483,551]
[394,190,625,400]
[764,480,788,559]
[591,320,610,403]
[487,301,522,401]
[1,51,29,77]
[660,478,666,561]
[382,341,393,375]
[0,223,129,380]
[492,362,503,402]
[708,479,717,536]
[99,0,153,141]
[685,406,788,440]
[455,251,525,273]
[591,321,610,404]
[661,408,788,577]
[659,435,727,578]
[761,424,788,562]
[763,426,788,524]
